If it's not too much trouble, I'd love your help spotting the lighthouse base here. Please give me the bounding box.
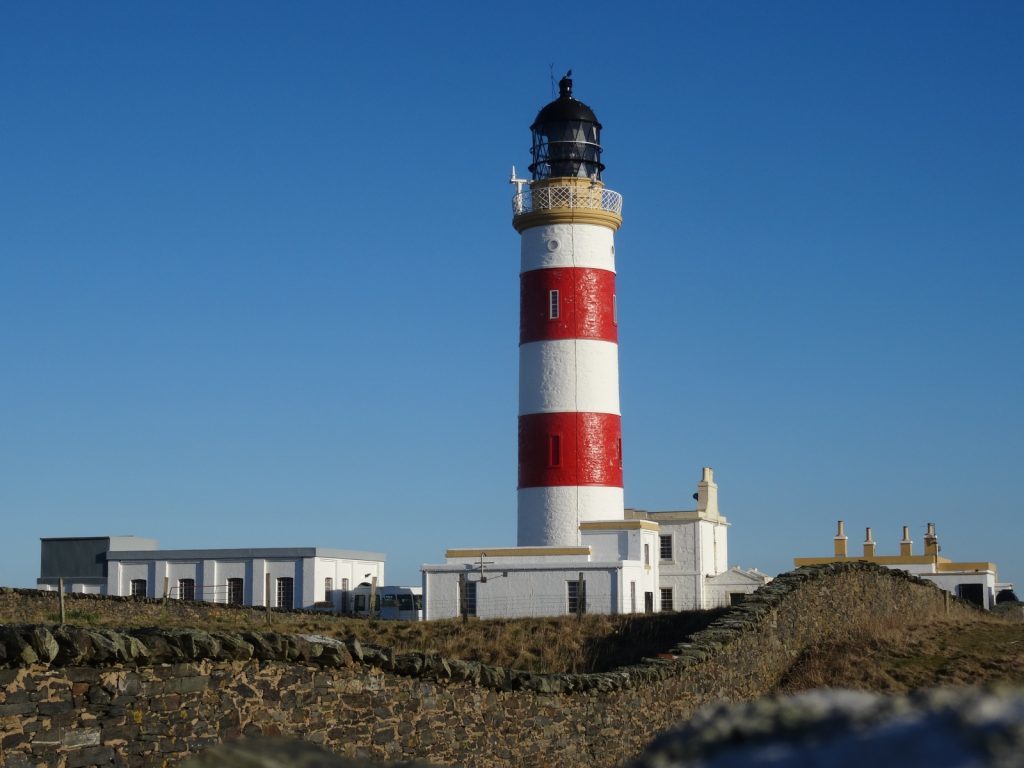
[517,486,625,547]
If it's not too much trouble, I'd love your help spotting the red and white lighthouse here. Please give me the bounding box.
[512,75,625,547]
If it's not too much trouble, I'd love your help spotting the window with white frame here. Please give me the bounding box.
[659,534,673,561]
[227,578,244,605]
[567,580,586,615]
[660,587,673,611]
[276,577,294,610]
[130,579,147,598]
[549,289,560,319]
[644,543,650,567]
[178,578,195,601]
[460,579,477,616]
[324,577,333,603]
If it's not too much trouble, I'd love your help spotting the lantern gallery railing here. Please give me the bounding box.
[512,184,623,218]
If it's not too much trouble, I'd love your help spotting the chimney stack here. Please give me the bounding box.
[900,525,913,557]
[863,527,876,558]
[834,520,848,557]
[695,467,719,518]
[924,522,939,557]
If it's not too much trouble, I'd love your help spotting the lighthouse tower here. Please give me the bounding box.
[512,75,625,547]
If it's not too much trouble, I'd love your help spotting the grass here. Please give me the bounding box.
[775,615,1024,694]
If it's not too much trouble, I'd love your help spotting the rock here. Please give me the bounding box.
[180,737,443,767]
[632,687,1024,767]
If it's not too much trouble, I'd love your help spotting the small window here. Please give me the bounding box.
[567,580,586,615]
[178,578,195,601]
[381,593,397,608]
[548,434,562,467]
[460,579,477,616]
[617,437,623,468]
[659,535,672,561]
[660,587,673,611]
[644,543,650,567]
[276,577,294,610]
[613,294,617,326]
[354,593,366,612]
[130,579,147,598]
[341,578,350,612]
[324,577,333,603]
[227,578,244,605]
[398,594,414,611]
[729,592,747,606]
[549,289,560,319]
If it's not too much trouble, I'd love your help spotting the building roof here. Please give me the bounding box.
[107,547,385,562]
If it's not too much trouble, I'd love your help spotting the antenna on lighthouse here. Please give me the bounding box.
[509,166,530,195]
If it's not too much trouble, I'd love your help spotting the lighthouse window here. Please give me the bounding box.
[549,290,560,320]
[548,434,562,467]
[613,294,617,325]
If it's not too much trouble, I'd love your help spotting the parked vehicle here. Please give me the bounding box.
[349,585,423,621]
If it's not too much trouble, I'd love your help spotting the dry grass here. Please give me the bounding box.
[0,590,723,674]
[776,614,1024,694]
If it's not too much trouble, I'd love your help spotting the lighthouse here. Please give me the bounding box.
[512,75,625,547]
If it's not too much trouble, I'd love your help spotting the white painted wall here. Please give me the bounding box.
[423,563,624,620]
[101,554,384,609]
[517,486,625,546]
[521,223,616,273]
[518,340,620,415]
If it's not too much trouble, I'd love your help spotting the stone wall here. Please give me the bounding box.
[0,563,971,768]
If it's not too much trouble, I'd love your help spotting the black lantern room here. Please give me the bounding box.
[529,74,604,181]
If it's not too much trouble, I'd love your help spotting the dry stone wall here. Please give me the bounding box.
[0,564,970,768]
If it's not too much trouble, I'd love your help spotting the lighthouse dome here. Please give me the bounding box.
[529,74,605,181]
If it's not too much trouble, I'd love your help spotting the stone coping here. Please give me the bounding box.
[0,563,962,695]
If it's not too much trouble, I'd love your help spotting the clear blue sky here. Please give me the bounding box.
[2,2,1022,590]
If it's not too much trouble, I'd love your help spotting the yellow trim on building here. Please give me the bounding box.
[579,520,660,532]
[626,509,729,525]
[513,208,622,233]
[937,561,995,572]
[445,547,591,559]
[793,555,951,567]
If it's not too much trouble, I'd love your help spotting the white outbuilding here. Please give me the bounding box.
[37,536,385,611]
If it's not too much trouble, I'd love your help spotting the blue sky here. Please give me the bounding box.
[2,2,1022,590]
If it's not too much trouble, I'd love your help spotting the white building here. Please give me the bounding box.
[422,520,661,620]
[794,521,1005,609]
[628,468,771,610]
[422,468,769,619]
[37,536,385,611]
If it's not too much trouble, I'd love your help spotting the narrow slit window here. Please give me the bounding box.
[617,437,623,468]
[548,434,561,467]
[549,289,560,320]
[613,294,617,326]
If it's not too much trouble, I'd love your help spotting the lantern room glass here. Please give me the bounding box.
[530,120,603,180]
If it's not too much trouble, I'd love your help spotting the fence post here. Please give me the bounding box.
[162,576,169,606]
[576,572,585,620]
[265,572,272,626]
[58,577,66,625]
[459,573,467,625]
